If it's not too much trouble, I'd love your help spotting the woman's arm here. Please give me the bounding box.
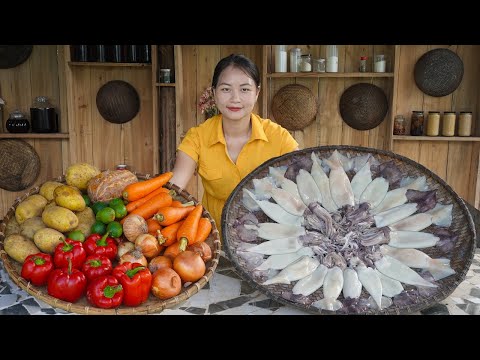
[170,150,197,189]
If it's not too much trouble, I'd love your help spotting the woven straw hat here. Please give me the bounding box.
[414,48,464,97]
[339,83,388,131]
[271,84,318,131]
[0,139,40,191]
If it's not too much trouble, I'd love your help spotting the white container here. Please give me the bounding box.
[160,69,171,83]
[326,45,338,73]
[374,54,386,72]
[275,45,287,72]
[289,48,301,72]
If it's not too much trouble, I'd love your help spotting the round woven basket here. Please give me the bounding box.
[0,173,221,315]
[339,83,388,131]
[0,45,33,69]
[0,139,41,192]
[271,84,318,131]
[96,80,140,124]
[221,145,476,315]
[414,48,464,97]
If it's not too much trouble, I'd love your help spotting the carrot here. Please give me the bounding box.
[163,241,183,260]
[176,204,203,251]
[122,172,173,202]
[158,220,184,246]
[147,217,162,236]
[191,217,212,245]
[171,200,195,208]
[129,192,173,220]
[126,187,175,213]
[153,206,195,226]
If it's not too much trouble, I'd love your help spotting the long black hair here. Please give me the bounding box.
[211,54,260,89]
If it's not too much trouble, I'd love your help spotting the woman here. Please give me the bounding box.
[171,54,299,236]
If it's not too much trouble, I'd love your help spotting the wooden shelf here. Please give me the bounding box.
[393,135,480,142]
[267,72,394,78]
[69,62,151,67]
[0,133,70,139]
[155,83,176,87]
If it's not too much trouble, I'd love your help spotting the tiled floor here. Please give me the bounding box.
[1,249,479,315]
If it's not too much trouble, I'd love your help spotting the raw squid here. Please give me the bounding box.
[310,152,338,212]
[255,247,315,271]
[296,169,322,206]
[244,223,306,240]
[292,264,328,296]
[323,153,354,209]
[374,255,437,288]
[389,230,440,249]
[245,237,302,255]
[350,160,372,205]
[312,266,344,311]
[426,203,453,227]
[342,268,363,299]
[269,166,301,198]
[270,187,306,216]
[262,255,319,285]
[380,245,455,280]
[388,213,433,231]
[359,177,389,208]
[374,203,418,228]
[356,264,383,309]
[374,269,404,298]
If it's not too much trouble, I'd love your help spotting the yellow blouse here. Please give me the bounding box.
[177,113,299,237]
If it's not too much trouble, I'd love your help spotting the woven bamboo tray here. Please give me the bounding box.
[222,145,476,315]
[0,173,221,315]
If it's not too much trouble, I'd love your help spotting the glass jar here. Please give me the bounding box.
[313,58,326,72]
[326,45,338,72]
[160,69,171,83]
[426,111,440,136]
[275,45,287,72]
[6,110,30,133]
[289,48,301,72]
[300,54,312,72]
[410,111,424,136]
[442,111,456,136]
[393,115,406,135]
[359,56,368,72]
[30,96,58,133]
[458,111,472,136]
[374,54,386,72]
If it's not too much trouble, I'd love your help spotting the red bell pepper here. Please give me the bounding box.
[84,232,118,261]
[47,258,87,302]
[86,275,124,309]
[82,255,113,282]
[53,238,87,269]
[21,252,54,286]
[112,262,152,307]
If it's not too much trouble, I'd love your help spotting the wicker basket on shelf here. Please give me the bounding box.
[0,173,221,315]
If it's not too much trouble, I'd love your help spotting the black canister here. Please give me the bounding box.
[30,96,58,133]
[6,110,30,133]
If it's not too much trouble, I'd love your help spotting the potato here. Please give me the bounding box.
[3,234,40,264]
[73,206,96,237]
[19,216,46,240]
[42,205,79,233]
[33,228,65,254]
[65,163,101,191]
[4,217,20,236]
[39,181,64,201]
[15,194,48,224]
[54,185,86,212]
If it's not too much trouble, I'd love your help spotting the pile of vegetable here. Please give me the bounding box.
[2,163,213,310]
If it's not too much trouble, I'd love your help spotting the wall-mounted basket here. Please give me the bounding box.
[0,139,40,192]
[96,80,140,124]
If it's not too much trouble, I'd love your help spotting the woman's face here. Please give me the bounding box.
[214,65,259,122]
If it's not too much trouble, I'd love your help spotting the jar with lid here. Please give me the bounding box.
[410,111,424,136]
[300,54,312,72]
[313,58,326,72]
[393,115,406,135]
[359,56,368,72]
[289,48,301,72]
[458,111,472,136]
[160,69,171,83]
[6,110,30,133]
[30,96,58,133]
[442,111,456,136]
[426,111,440,136]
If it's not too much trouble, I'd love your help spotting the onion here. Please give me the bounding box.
[173,250,206,283]
[117,241,135,260]
[151,267,182,300]
[122,214,148,242]
[148,255,172,273]
[119,249,148,267]
[135,233,161,259]
[187,242,212,262]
